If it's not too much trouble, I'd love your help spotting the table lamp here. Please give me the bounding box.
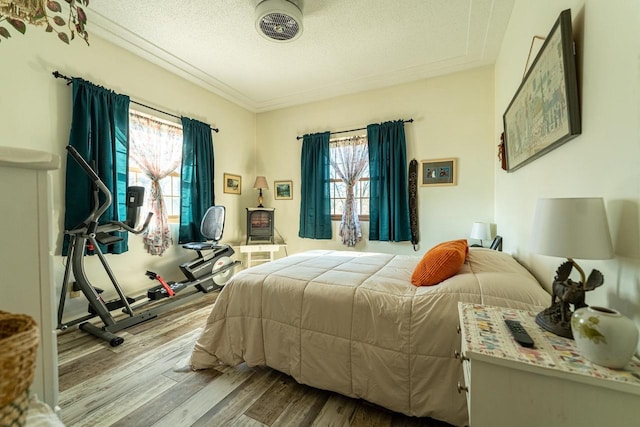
[530,197,614,338]
[253,176,269,207]
[470,222,493,247]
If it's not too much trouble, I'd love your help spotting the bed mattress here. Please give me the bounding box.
[190,248,549,426]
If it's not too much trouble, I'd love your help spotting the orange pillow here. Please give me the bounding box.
[411,239,469,286]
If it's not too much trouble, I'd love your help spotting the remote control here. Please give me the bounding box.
[504,319,534,348]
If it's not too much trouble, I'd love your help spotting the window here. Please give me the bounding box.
[329,136,370,221]
[128,165,181,221]
[128,110,183,223]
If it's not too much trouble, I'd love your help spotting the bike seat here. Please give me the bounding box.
[182,242,219,251]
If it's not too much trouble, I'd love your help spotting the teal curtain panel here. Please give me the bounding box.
[63,78,130,255]
[179,117,215,243]
[367,120,411,242]
[299,131,332,239]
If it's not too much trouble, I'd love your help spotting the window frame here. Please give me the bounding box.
[127,110,183,224]
[329,136,370,222]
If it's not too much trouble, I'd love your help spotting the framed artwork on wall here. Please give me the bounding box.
[502,9,581,172]
[420,158,457,186]
[274,180,293,200]
[223,173,241,194]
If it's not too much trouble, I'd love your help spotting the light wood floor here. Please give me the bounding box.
[57,291,452,427]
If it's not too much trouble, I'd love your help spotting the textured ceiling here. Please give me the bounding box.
[87,0,514,113]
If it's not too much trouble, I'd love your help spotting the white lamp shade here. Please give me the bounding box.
[530,198,614,260]
[470,222,492,241]
[253,176,269,190]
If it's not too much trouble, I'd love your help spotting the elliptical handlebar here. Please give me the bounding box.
[110,212,153,235]
[66,145,112,228]
[66,145,99,181]
[66,145,152,235]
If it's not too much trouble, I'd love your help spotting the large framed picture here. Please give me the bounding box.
[274,180,293,200]
[223,173,241,194]
[420,158,457,186]
[503,9,581,172]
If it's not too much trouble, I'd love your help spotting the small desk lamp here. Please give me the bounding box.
[530,197,614,338]
[253,176,269,207]
[470,222,493,247]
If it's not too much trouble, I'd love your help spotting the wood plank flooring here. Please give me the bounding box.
[57,291,453,427]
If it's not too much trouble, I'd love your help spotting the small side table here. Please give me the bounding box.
[457,302,640,426]
[239,244,285,267]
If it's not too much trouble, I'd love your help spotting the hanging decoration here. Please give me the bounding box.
[0,0,89,45]
[330,135,368,247]
[129,110,183,256]
[408,158,419,250]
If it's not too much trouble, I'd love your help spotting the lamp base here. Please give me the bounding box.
[535,304,574,339]
[534,260,606,340]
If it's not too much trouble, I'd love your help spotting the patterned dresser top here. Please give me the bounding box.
[458,303,640,388]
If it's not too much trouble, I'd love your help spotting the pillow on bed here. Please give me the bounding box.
[411,239,469,286]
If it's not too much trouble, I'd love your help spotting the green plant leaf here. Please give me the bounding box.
[34,7,46,21]
[0,26,11,39]
[8,18,26,34]
[46,24,53,32]
[53,16,65,26]
[47,1,62,13]
[58,32,69,44]
[77,7,86,24]
[64,0,72,3]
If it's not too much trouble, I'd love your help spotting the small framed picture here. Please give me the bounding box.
[223,173,241,194]
[274,180,293,200]
[420,158,457,186]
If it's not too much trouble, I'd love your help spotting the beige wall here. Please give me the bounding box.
[256,66,496,256]
[2,26,495,320]
[494,0,640,349]
[1,30,256,319]
[11,1,637,350]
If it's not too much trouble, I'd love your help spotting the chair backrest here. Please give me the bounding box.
[201,206,226,242]
[490,235,503,251]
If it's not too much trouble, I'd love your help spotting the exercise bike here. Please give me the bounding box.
[58,145,240,346]
[145,205,238,299]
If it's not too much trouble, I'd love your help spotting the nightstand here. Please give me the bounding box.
[239,243,286,267]
[457,303,640,427]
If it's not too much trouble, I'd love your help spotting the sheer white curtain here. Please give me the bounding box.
[330,136,369,247]
[129,111,182,255]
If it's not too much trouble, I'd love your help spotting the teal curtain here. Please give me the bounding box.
[63,78,130,255]
[367,121,411,242]
[299,132,332,239]
[179,117,215,243]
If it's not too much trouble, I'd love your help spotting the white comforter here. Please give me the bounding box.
[190,248,549,426]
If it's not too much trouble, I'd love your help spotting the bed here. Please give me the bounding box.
[189,247,550,426]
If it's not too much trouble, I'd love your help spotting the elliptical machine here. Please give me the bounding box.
[58,145,239,346]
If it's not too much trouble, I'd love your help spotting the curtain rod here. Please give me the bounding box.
[52,71,219,133]
[296,118,413,140]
